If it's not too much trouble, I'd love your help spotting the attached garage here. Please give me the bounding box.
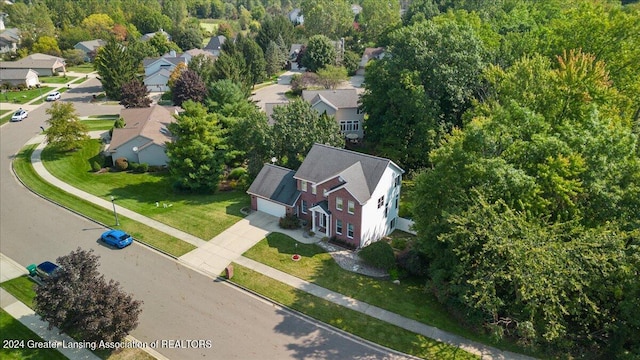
[256,198,286,218]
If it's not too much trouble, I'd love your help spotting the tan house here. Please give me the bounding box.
[108,105,180,166]
[0,68,39,87]
[0,53,66,76]
[302,89,364,140]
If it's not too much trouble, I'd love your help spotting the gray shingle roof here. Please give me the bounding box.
[294,144,402,203]
[247,164,300,206]
[204,35,226,51]
[302,89,359,109]
[0,68,37,81]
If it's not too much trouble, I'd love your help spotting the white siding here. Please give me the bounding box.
[256,198,286,217]
[360,165,402,247]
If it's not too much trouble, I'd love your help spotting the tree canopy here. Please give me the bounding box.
[45,102,89,151]
[94,38,138,100]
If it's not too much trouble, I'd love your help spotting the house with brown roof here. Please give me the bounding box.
[108,105,180,166]
[0,53,66,76]
[248,144,404,248]
[302,89,364,140]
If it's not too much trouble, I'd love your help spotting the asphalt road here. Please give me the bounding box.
[0,78,405,359]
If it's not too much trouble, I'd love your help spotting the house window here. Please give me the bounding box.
[378,196,384,209]
[391,218,396,229]
[356,107,364,115]
[395,195,399,209]
[312,185,316,195]
[347,223,354,238]
[301,200,307,214]
[384,205,388,218]
[301,180,307,192]
[339,120,360,132]
[336,197,343,211]
[394,175,401,187]
[348,200,355,214]
[336,219,343,234]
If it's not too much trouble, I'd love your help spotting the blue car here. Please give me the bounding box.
[36,261,60,279]
[101,229,133,248]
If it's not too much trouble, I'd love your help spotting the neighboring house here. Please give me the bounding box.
[0,53,66,76]
[74,39,106,62]
[0,68,39,87]
[357,47,385,75]
[140,29,171,42]
[288,8,304,25]
[142,51,187,92]
[248,144,404,248]
[302,89,364,139]
[108,105,180,166]
[181,48,217,62]
[0,27,19,54]
[204,35,226,56]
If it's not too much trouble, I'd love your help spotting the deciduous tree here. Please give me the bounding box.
[300,35,337,72]
[34,248,142,343]
[316,65,348,89]
[301,0,353,39]
[172,69,207,106]
[119,79,151,108]
[45,102,89,151]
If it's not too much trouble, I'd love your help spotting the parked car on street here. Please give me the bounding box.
[46,91,61,101]
[100,229,133,248]
[35,261,60,279]
[10,109,28,122]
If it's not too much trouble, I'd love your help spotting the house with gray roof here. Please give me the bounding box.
[302,89,364,140]
[107,105,180,166]
[0,53,65,76]
[0,68,39,87]
[74,39,106,62]
[0,27,19,54]
[140,29,171,42]
[142,51,188,92]
[248,144,404,248]
[204,35,226,56]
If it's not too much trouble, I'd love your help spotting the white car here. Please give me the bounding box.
[10,109,28,122]
[46,91,61,101]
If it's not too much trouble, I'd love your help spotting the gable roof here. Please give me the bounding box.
[74,39,106,52]
[142,55,185,68]
[204,35,226,51]
[144,68,172,82]
[362,47,385,61]
[294,144,403,203]
[247,164,300,206]
[302,89,359,109]
[0,68,38,81]
[141,29,171,42]
[0,53,65,70]
[109,105,179,151]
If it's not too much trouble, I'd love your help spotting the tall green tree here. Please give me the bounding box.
[301,0,353,38]
[45,102,89,151]
[166,101,228,193]
[255,15,294,53]
[271,98,344,169]
[300,35,337,72]
[360,0,401,43]
[237,35,266,87]
[265,40,286,76]
[94,39,138,100]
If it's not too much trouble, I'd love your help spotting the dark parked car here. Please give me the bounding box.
[100,229,133,248]
[35,261,60,279]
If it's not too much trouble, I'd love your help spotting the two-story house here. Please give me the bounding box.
[142,51,187,92]
[248,144,403,248]
[302,89,364,140]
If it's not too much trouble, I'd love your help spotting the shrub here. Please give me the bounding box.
[91,161,102,172]
[114,157,128,171]
[358,241,396,271]
[228,167,247,180]
[329,236,358,251]
[279,214,300,229]
[397,249,429,277]
[128,162,140,172]
[138,163,148,173]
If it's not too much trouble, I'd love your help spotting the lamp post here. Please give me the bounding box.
[110,196,120,226]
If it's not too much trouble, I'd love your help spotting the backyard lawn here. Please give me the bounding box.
[242,233,537,357]
[41,139,249,240]
[67,63,95,73]
[1,86,55,104]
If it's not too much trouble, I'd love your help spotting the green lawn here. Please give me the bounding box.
[41,139,249,240]
[243,233,537,357]
[0,309,68,360]
[39,75,77,84]
[13,145,195,257]
[0,276,37,308]
[1,86,55,104]
[0,109,11,126]
[67,63,95,73]
[230,264,479,359]
[81,119,116,131]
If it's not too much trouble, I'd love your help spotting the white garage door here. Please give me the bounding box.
[256,198,286,218]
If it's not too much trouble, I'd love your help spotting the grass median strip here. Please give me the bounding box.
[229,264,478,359]
[13,145,195,257]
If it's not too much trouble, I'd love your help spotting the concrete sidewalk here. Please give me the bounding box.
[24,134,536,359]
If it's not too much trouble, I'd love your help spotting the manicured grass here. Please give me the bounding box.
[1,278,154,360]
[1,86,55,104]
[230,264,479,359]
[40,140,249,240]
[0,276,37,308]
[81,119,115,131]
[13,145,195,257]
[0,110,11,125]
[39,75,77,84]
[0,309,68,360]
[88,114,119,119]
[243,233,536,357]
[67,63,95,73]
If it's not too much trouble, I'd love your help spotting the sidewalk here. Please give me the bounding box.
[24,134,535,360]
